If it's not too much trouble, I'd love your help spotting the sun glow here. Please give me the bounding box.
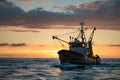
[93,45,120,58]
[0,28,120,58]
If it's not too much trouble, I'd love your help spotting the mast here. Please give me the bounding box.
[77,22,86,42]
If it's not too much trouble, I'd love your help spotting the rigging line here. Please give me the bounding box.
[57,39,65,49]
[95,48,100,54]
[94,45,104,55]
[94,47,100,55]
[52,39,59,50]
[77,30,81,39]
[54,30,79,36]
[97,46,104,54]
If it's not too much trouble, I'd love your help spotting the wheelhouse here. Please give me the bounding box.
[69,42,87,48]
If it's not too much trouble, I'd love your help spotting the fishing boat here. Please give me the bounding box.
[52,22,101,65]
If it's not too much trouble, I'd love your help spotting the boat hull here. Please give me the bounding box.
[58,50,101,65]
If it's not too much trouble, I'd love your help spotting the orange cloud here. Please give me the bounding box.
[37,1,52,5]
[18,0,30,2]
[79,2,101,10]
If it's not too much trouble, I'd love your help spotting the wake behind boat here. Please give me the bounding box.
[52,22,101,65]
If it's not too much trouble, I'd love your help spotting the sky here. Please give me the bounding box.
[0,0,120,58]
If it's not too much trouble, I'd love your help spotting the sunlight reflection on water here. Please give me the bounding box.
[0,58,120,80]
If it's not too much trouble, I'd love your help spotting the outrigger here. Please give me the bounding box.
[52,22,101,65]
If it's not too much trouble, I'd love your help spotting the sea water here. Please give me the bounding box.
[0,58,120,80]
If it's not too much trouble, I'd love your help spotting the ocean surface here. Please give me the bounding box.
[0,58,120,80]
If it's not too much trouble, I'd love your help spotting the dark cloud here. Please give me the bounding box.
[17,0,30,2]
[0,0,120,30]
[38,45,46,47]
[109,44,120,47]
[95,44,120,47]
[7,30,40,32]
[0,0,25,25]
[10,43,26,47]
[0,43,27,47]
[0,0,14,8]
[0,43,8,46]
[61,0,120,27]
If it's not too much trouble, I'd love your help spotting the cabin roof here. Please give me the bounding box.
[69,41,87,44]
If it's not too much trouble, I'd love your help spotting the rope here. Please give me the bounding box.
[57,39,65,49]
[54,30,79,37]
[52,39,59,50]
[52,30,79,49]
[93,44,104,56]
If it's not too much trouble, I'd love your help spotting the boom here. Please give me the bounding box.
[52,36,69,44]
[88,27,96,56]
[88,27,96,42]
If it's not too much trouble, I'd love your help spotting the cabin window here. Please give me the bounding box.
[70,43,87,47]
[82,43,87,47]
[70,43,82,47]
[79,43,82,47]
[82,44,85,47]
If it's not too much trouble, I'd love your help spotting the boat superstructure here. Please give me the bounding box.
[52,22,101,65]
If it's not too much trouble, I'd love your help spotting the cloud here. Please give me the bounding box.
[55,0,120,30]
[10,43,26,47]
[0,0,120,30]
[17,0,30,2]
[95,44,120,47]
[0,0,25,25]
[0,0,15,8]
[61,1,103,11]
[0,43,8,46]
[6,29,40,32]
[38,45,47,47]
[61,0,120,21]
[37,1,53,5]
[0,43,47,48]
[0,43,27,47]
[109,44,120,47]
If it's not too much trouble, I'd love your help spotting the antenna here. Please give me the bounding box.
[80,22,85,27]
